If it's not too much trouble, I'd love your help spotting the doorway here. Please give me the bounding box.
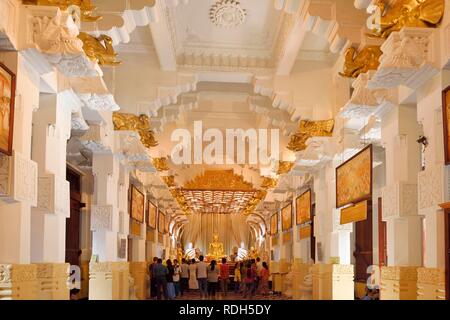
[354,201,373,296]
[65,167,82,267]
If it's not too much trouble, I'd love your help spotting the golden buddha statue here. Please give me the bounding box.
[207,231,226,261]
[248,246,259,260]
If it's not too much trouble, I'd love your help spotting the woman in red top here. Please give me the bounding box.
[260,262,270,296]
[219,258,229,296]
[243,262,256,299]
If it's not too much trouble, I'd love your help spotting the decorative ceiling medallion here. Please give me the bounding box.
[209,0,247,28]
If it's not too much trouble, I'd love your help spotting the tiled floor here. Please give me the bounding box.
[151,290,290,301]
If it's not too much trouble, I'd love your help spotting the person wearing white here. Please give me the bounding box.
[188,259,199,290]
[196,255,208,298]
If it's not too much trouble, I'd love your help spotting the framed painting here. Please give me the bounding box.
[336,144,373,208]
[130,185,144,223]
[158,211,165,234]
[146,200,157,229]
[0,62,15,156]
[270,213,278,236]
[281,202,293,232]
[443,86,450,164]
[296,189,312,225]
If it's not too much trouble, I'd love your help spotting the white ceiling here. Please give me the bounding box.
[172,0,282,57]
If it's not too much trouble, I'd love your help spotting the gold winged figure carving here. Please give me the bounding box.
[368,0,445,38]
[339,46,383,78]
[113,113,158,148]
[78,32,121,66]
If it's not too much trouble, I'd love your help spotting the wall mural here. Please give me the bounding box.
[146,200,157,229]
[0,62,15,156]
[443,86,450,164]
[130,185,144,223]
[296,189,311,225]
[281,203,293,232]
[336,145,373,208]
[270,213,278,236]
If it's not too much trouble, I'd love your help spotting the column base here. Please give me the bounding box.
[0,264,38,300]
[129,262,149,300]
[89,262,129,300]
[417,267,446,300]
[291,259,313,300]
[34,263,69,300]
[312,264,354,300]
[380,266,418,300]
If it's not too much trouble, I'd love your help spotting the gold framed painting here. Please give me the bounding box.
[0,62,15,156]
[443,86,450,164]
[158,211,165,234]
[146,200,157,229]
[270,213,278,236]
[130,185,144,223]
[296,189,311,225]
[336,144,373,208]
[281,202,293,232]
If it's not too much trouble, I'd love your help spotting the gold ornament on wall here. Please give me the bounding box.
[113,112,158,148]
[261,177,278,190]
[276,161,294,175]
[163,175,176,188]
[368,0,445,39]
[152,157,170,172]
[339,46,382,78]
[23,0,102,22]
[184,170,254,191]
[78,32,121,66]
[287,119,335,152]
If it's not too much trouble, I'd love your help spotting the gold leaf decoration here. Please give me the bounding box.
[113,112,158,148]
[339,46,382,78]
[368,0,445,39]
[261,177,278,189]
[184,170,254,191]
[78,32,121,66]
[152,157,170,172]
[277,161,294,175]
[287,119,335,152]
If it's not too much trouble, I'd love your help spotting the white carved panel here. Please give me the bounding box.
[1,152,39,206]
[91,205,114,232]
[368,28,438,90]
[36,175,70,217]
[382,182,418,219]
[418,166,445,210]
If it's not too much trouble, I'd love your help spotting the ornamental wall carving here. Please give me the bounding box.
[91,205,114,231]
[381,266,418,282]
[381,182,418,218]
[368,28,438,90]
[35,263,69,279]
[36,175,70,217]
[418,165,445,210]
[417,267,445,286]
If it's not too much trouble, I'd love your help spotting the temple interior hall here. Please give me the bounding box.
[1,0,450,301]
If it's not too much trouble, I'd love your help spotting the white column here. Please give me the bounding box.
[31,92,74,263]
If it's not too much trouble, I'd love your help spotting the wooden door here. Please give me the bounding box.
[378,197,387,266]
[354,202,373,283]
[65,168,82,267]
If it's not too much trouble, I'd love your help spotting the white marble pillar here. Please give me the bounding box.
[380,104,422,300]
[0,52,40,300]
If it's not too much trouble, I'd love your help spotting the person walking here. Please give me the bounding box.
[153,258,168,300]
[180,258,189,296]
[243,262,256,299]
[234,262,242,294]
[173,259,181,297]
[260,262,270,296]
[207,260,219,300]
[166,259,176,300]
[149,257,158,299]
[197,256,208,299]
[255,257,263,294]
[219,258,229,296]
[188,259,199,291]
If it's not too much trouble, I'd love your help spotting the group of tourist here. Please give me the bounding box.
[148,256,270,300]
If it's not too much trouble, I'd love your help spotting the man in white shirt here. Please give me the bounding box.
[196,255,208,298]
